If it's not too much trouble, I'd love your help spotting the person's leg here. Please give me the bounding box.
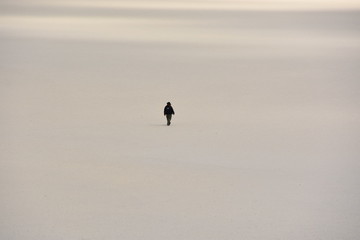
[166,114,172,125]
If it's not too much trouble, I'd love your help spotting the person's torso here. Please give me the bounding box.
[164,106,173,114]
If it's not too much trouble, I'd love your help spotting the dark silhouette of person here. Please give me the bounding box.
[164,102,175,126]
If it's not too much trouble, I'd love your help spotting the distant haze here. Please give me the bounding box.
[2,0,360,10]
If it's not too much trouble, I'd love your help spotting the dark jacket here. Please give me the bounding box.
[164,105,175,115]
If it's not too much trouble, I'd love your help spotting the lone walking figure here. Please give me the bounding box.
[164,102,175,126]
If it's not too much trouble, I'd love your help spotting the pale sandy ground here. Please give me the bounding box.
[1,1,360,240]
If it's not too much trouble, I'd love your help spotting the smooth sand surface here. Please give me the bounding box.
[1,1,360,239]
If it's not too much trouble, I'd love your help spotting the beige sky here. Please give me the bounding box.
[3,0,360,10]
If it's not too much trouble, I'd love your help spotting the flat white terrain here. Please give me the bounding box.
[1,1,360,239]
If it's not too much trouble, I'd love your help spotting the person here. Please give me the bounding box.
[164,102,175,126]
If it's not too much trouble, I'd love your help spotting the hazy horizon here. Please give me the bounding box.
[2,0,360,10]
